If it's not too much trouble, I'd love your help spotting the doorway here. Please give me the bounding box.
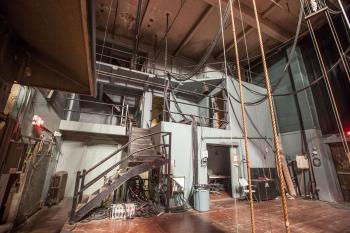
[151,96,165,127]
[209,91,226,129]
[329,142,350,202]
[207,145,232,200]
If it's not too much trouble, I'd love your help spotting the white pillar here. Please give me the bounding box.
[141,91,152,128]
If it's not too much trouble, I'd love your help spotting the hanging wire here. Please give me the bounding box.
[324,8,350,81]
[337,0,350,30]
[237,0,253,83]
[170,4,231,81]
[218,0,239,231]
[227,0,256,232]
[97,0,115,71]
[251,0,291,232]
[305,7,350,161]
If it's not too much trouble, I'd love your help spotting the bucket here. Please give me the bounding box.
[194,185,209,212]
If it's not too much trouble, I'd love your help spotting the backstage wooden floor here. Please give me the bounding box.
[60,198,350,233]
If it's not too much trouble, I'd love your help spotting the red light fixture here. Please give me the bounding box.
[32,115,44,128]
[347,131,350,137]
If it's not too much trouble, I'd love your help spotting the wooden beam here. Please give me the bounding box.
[214,0,286,59]
[173,5,214,56]
[202,0,291,42]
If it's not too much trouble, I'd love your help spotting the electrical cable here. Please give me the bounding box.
[167,74,189,121]
[306,11,350,161]
[169,3,231,81]
[284,0,304,72]
[237,0,253,83]
[240,47,349,98]
[225,0,304,106]
[324,9,350,81]
[154,0,187,61]
[97,0,115,71]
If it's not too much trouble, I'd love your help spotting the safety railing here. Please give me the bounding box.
[96,43,197,76]
[64,98,130,126]
[162,95,229,129]
[70,130,172,217]
[304,0,327,19]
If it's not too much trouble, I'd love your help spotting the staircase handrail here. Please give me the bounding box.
[80,142,170,193]
[85,131,170,175]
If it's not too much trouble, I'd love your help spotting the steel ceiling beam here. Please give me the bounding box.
[173,5,214,56]
[202,0,291,42]
[214,0,286,59]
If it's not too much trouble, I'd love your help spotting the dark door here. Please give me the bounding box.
[329,142,350,202]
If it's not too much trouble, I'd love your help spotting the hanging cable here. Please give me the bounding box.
[97,0,115,71]
[218,0,239,232]
[167,74,188,121]
[284,0,304,72]
[163,13,170,122]
[170,4,231,81]
[324,9,350,81]
[239,47,349,98]
[228,0,256,232]
[251,0,291,232]
[237,0,253,83]
[306,13,350,161]
[338,0,350,30]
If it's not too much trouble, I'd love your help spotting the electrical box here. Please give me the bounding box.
[296,155,309,169]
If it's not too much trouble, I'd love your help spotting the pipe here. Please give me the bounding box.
[132,0,143,69]
[285,51,318,199]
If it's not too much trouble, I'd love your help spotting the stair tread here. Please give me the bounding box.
[132,128,149,131]
[71,158,168,222]
[130,142,154,146]
[87,194,97,203]
[132,154,162,157]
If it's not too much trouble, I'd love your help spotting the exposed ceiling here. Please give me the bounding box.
[94,0,340,65]
[0,0,95,95]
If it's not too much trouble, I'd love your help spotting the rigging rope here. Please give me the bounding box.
[324,9,350,81]
[237,0,253,82]
[227,0,256,232]
[225,0,304,106]
[238,47,349,99]
[251,0,291,232]
[218,0,239,231]
[306,13,350,161]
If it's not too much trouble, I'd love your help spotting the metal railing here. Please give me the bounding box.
[70,129,172,219]
[304,0,327,19]
[96,43,197,76]
[64,98,130,126]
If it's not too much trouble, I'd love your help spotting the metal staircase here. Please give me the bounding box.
[69,122,172,223]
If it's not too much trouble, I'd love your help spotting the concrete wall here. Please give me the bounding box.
[270,48,342,202]
[169,96,198,122]
[160,86,275,198]
[56,141,122,197]
[59,120,126,136]
[141,91,152,128]
[280,129,343,202]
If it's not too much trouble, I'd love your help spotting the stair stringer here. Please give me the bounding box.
[72,158,167,222]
